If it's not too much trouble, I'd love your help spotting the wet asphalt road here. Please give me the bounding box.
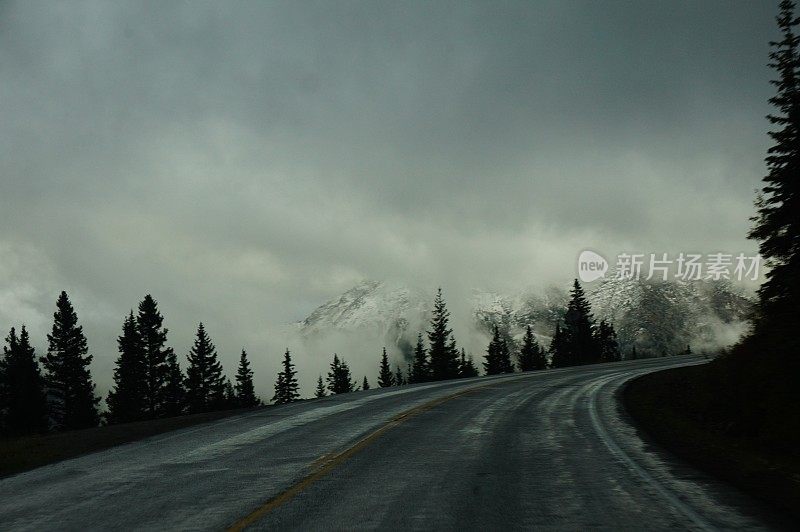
[0,356,787,531]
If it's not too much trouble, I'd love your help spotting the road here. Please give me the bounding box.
[0,356,787,530]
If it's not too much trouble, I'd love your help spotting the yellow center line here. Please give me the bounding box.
[227,380,509,531]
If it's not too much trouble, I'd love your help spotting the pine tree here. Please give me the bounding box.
[483,325,514,375]
[223,378,237,409]
[519,325,547,371]
[561,280,599,366]
[497,308,519,363]
[749,0,800,330]
[185,323,226,413]
[409,333,429,383]
[394,366,405,386]
[272,348,300,404]
[0,342,7,433]
[136,295,173,418]
[377,347,394,387]
[107,312,147,424]
[314,375,327,398]
[162,351,185,417]
[427,288,460,380]
[235,349,260,407]
[446,336,463,374]
[327,354,356,394]
[3,326,48,434]
[362,376,370,390]
[595,320,621,363]
[459,348,479,377]
[41,291,99,430]
[550,322,568,368]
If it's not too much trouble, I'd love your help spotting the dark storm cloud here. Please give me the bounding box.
[0,1,778,392]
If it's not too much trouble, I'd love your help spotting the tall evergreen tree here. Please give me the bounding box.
[496,308,519,364]
[223,378,237,409]
[595,320,621,363]
[235,349,260,407]
[162,351,185,417]
[107,311,147,424]
[377,347,394,387]
[458,348,479,377]
[749,0,800,330]
[272,348,300,404]
[185,323,226,413]
[427,288,460,380]
[0,339,7,433]
[483,325,514,375]
[314,375,327,398]
[362,376,370,391]
[136,295,173,418]
[519,325,547,371]
[327,354,356,394]
[394,365,405,386]
[3,326,48,434]
[41,291,99,430]
[549,322,568,368]
[561,280,599,366]
[409,333,429,383]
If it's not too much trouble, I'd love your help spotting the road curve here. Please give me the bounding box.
[0,357,786,531]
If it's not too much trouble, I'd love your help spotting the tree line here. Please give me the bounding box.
[549,280,622,367]
[272,282,626,407]
[0,292,261,436]
[1,281,630,435]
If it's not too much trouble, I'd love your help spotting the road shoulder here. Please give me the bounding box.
[623,364,800,522]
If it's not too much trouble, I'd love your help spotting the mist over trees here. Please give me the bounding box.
[0,281,635,439]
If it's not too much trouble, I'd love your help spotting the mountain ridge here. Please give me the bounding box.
[297,278,753,359]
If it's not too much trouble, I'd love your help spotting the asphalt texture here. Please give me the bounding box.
[0,356,787,531]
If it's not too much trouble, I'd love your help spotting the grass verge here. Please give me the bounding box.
[624,362,800,520]
[0,407,261,479]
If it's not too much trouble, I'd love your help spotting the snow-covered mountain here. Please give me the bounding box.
[297,278,753,358]
[298,281,431,356]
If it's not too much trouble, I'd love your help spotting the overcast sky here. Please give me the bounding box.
[0,1,779,396]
